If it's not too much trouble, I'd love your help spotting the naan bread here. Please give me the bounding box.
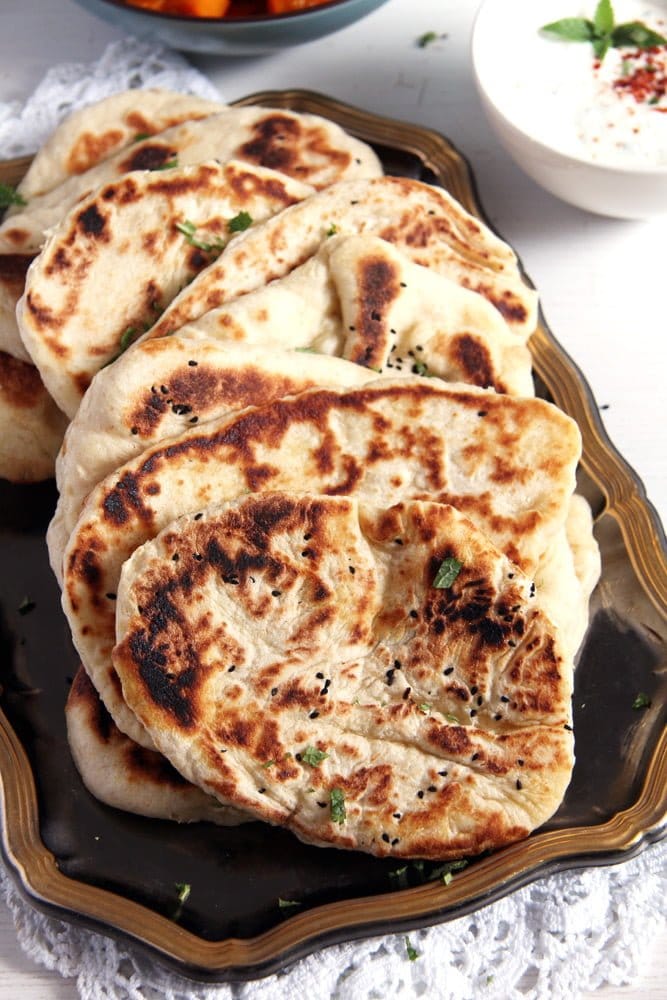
[0,106,382,254]
[15,90,226,200]
[146,176,538,342]
[18,160,315,417]
[0,256,32,362]
[0,351,67,482]
[175,234,533,395]
[48,340,379,579]
[535,495,600,659]
[62,379,580,746]
[66,667,247,825]
[112,493,574,860]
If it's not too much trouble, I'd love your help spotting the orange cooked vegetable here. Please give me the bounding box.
[267,0,332,11]
[124,0,231,14]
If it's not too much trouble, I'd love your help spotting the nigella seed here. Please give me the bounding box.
[371,310,381,322]
[427,785,437,792]
[106,592,117,600]
[304,533,312,541]
[188,360,198,366]
[530,582,536,597]
[316,672,324,679]
[385,669,396,686]
[392,838,400,845]
[517,759,524,766]
[471,753,479,761]
[394,538,404,546]
[495,713,502,721]
[271,687,278,696]
[444,667,454,675]
[400,282,407,288]
[228,665,236,673]
[189,416,199,424]
[564,724,573,732]
[160,385,169,394]
[516,779,523,790]
[403,687,412,700]
[382,833,390,843]
[349,566,356,574]
[409,610,418,619]
[309,710,320,719]
[295,753,302,761]
[131,427,138,435]
[348,325,356,332]
[394,659,402,669]
[317,801,327,808]
[508,572,514,579]
[417,790,424,799]
[438,770,448,777]
[258,787,266,794]
[470,686,478,695]
[477,696,483,707]
[477,410,488,417]
[393,812,402,819]
[272,590,281,597]
[193,553,203,561]
[508,640,517,648]
[470,709,477,718]
[194,512,203,520]
[501,695,510,703]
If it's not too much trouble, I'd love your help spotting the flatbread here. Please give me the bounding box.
[0,106,382,254]
[48,340,380,580]
[18,160,315,417]
[0,256,32,362]
[174,234,533,395]
[66,667,247,825]
[146,176,538,342]
[112,493,574,860]
[15,90,226,200]
[0,350,67,482]
[61,379,581,747]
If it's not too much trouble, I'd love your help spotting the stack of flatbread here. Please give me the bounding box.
[2,90,600,861]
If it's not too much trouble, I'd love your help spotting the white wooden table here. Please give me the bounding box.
[0,0,665,996]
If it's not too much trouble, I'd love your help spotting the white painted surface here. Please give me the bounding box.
[0,0,665,995]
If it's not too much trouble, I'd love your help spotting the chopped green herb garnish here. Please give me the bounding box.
[278,897,301,909]
[432,858,469,885]
[417,31,438,48]
[444,713,459,725]
[388,865,408,879]
[18,596,36,616]
[433,556,462,589]
[330,787,346,824]
[413,360,429,376]
[228,210,253,233]
[261,759,276,768]
[486,975,495,985]
[326,223,338,236]
[175,882,191,904]
[541,1,667,61]
[632,692,652,710]
[301,746,329,767]
[418,703,431,715]
[175,219,224,254]
[0,183,26,209]
[133,132,151,143]
[153,158,179,171]
[119,327,138,352]
[295,347,318,353]
[405,936,419,961]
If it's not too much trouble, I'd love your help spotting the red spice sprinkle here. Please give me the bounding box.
[611,45,667,107]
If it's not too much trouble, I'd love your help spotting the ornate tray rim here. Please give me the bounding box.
[0,88,665,981]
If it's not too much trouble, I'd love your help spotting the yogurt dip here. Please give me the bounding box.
[474,0,667,168]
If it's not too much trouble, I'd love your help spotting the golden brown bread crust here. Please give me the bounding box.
[112,494,574,859]
[0,350,68,482]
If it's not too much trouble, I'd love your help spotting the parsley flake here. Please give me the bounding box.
[228,210,253,233]
[0,183,26,209]
[418,703,431,715]
[133,132,151,143]
[261,759,276,769]
[405,936,419,961]
[301,746,329,767]
[175,219,224,254]
[330,787,346,824]
[417,31,438,48]
[153,158,179,171]
[632,692,652,710]
[433,556,462,589]
[326,223,338,236]
[278,897,301,910]
[175,882,191,904]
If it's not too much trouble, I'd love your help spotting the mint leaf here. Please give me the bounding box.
[0,182,26,209]
[541,18,595,41]
[594,0,614,35]
[433,556,462,589]
[405,936,419,961]
[612,21,667,47]
[593,33,612,59]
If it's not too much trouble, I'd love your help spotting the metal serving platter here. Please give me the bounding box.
[0,90,665,982]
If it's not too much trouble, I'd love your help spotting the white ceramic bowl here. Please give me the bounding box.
[471,0,667,219]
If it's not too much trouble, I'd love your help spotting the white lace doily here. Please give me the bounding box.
[1,840,665,1000]
[0,36,665,999]
[0,36,221,159]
